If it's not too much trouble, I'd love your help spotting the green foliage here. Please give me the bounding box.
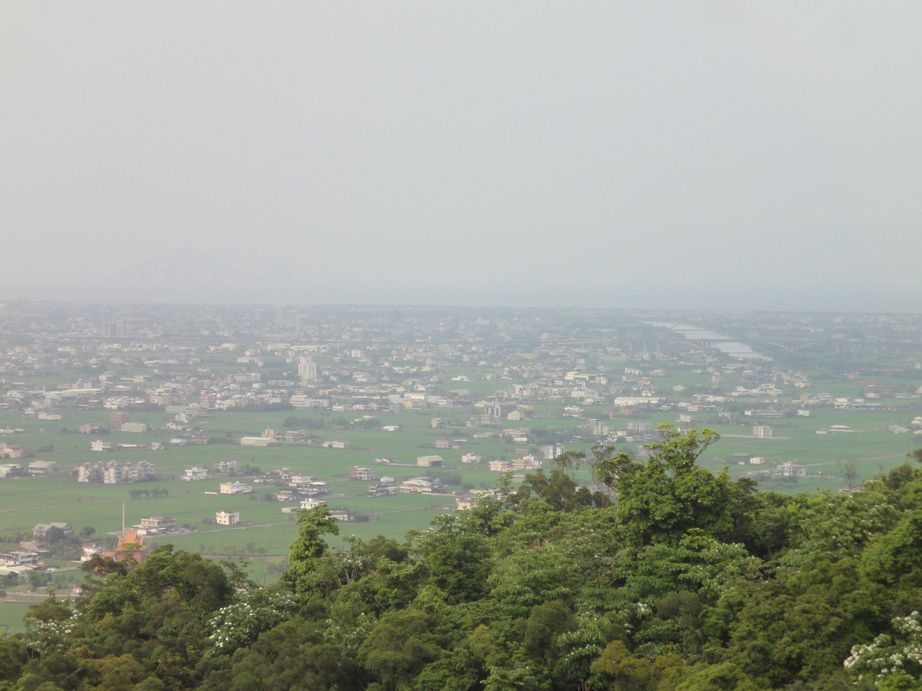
[413,514,492,604]
[595,425,738,546]
[613,531,761,604]
[512,451,610,514]
[0,635,28,685]
[198,616,367,690]
[490,541,580,619]
[674,661,768,690]
[205,587,298,656]
[590,640,686,690]
[360,608,442,689]
[862,509,922,589]
[781,490,901,567]
[18,547,235,689]
[844,611,922,686]
[8,428,922,689]
[522,600,576,669]
[282,504,340,599]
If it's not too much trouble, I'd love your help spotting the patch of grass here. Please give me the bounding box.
[0,601,33,635]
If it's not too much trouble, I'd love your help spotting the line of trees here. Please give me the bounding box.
[127,488,169,499]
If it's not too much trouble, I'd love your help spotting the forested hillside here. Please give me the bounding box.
[3,427,921,690]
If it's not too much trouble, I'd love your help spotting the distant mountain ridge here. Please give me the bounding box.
[104,247,294,301]
[112,246,237,285]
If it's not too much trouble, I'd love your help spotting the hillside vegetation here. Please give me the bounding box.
[2,427,922,690]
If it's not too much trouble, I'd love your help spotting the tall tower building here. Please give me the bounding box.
[298,357,317,383]
[102,319,126,338]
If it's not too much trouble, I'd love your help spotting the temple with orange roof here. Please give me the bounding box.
[103,529,150,564]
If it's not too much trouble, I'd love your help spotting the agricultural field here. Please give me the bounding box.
[0,601,32,635]
[1,303,921,632]
[1,399,917,553]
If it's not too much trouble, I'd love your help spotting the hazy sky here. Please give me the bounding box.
[3,2,920,311]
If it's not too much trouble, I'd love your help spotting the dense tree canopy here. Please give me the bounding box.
[4,429,922,689]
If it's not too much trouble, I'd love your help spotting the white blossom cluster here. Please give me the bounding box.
[557,613,609,668]
[843,611,922,682]
[794,493,900,559]
[338,552,374,583]
[322,612,375,657]
[23,609,81,654]
[205,589,297,655]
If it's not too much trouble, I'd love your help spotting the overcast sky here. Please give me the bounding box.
[2,2,920,311]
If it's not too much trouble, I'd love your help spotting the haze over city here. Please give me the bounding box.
[3,3,920,311]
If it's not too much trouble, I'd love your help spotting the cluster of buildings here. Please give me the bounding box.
[368,477,435,496]
[281,499,354,522]
[219,481,252,495]
[0,459,57,477]
[76,460,155,484]
[1,523,73,578]
[2,305,922,521]
[3,306,918,443]
[488,455,541,473]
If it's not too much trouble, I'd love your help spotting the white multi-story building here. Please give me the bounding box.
[298,357,318,383]
[138,515,176,535]
[219,481,252,495]
[92,460,155,484]
[753,425,773,439]
[541,443,564,460]
[1,551,40,567]
[290,395,327,409]
[214,459,238,474]
[240,436,272,447]
[28,460,56,475]
[350,466,378,481]
[183,467,208,481]
[216,510,240,526]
